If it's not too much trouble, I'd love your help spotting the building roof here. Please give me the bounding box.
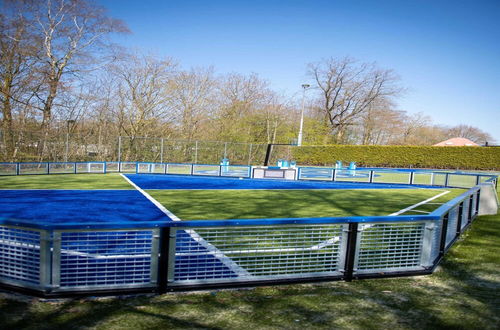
[433,137,479,146]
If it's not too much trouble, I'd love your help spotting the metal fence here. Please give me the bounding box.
[0,162,497,296]
[0,130,268,165]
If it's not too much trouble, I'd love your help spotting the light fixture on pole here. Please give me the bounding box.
[297,84,310,146]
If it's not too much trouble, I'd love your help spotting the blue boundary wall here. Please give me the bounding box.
[0,161,498,296]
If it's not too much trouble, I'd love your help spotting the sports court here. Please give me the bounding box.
[0,173,459,225]
[0,164,493,296]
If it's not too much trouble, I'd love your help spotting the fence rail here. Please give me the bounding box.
[0,161,497,296]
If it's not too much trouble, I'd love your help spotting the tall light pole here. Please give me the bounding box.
[297,84,310,146]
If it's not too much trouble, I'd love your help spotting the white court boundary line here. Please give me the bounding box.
[120,173,250,277]
[389,190,450,216]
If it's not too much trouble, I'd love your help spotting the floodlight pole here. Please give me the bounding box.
[297,84,310,146]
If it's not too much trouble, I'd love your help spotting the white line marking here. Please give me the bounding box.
[120,173,250,277]
[120,173,180,220]
[389,190,450,216]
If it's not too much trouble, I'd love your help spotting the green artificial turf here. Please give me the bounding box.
[0,173,132,190]
[147,188,464,220]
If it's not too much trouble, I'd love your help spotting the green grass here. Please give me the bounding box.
[147,188,464,220]
[1,199,498,329]
[0,174,132,190]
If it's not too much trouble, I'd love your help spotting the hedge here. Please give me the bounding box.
[290,145,500,170]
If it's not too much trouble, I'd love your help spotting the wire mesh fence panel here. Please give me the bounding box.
[119,162,137,173]
[248,143,268,165]
[298,167,334,181]
[18,162,49,175]
[192,141,221,165]
[106,162,120,172]
[224,142,255,165]
[412,172,433,185]
[137,163,166,174]
[49,162,76,174]
[445,206,460,248]
[462,198,470,227]
[166,164,192,175]
[75,162,105,174]
[162,141,196,164]
[118,137,163,162]
[169,224,347,285]
[472,192,478,217]
[447,174,477,188]
[372,171,411,184]
[0,226,42,288]
[0,163,17,175]
[334,170,371,183]
[430,173,447,186]
[193,165,220,176]
[479,175,493,184]
[354,222,427,274]
[55,230,157,290]
[221,165,251,177]
[267,145,294,166]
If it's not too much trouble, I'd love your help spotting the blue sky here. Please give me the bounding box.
[100,0,500,142]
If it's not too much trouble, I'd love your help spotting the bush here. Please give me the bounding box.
[291,145,500,170]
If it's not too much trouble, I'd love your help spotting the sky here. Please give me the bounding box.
[100,0,500,142]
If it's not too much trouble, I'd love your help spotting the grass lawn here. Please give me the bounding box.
[0,174,132,190]
[147,188,464,219]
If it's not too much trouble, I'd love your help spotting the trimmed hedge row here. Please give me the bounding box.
[292,145,500,170]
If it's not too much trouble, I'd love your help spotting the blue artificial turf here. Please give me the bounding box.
[125,174,428,190]
[0,190,173,229]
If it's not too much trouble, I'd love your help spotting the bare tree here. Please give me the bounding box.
[214,73,274,142]
[29,0,129,130]
[169,67,217,141]
[108,54,177,136]
[445,124,493,144]
[0,1,41,160]
[308,57,402,143]
[360,100,406,145]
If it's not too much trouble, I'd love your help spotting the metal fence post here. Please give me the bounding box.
[157,227,171,293]
[438,213,449,258]
[409,172,415,185]
[343,222,359,282]
[369,170,374,183]
[444,173,450,187]
[39,230,53,293]
[420,221,436,268]
[456,202,463,235]
[475,190,481,217]
[467,195,473,223]
[332,169,337,182]
[51,231,61,291]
